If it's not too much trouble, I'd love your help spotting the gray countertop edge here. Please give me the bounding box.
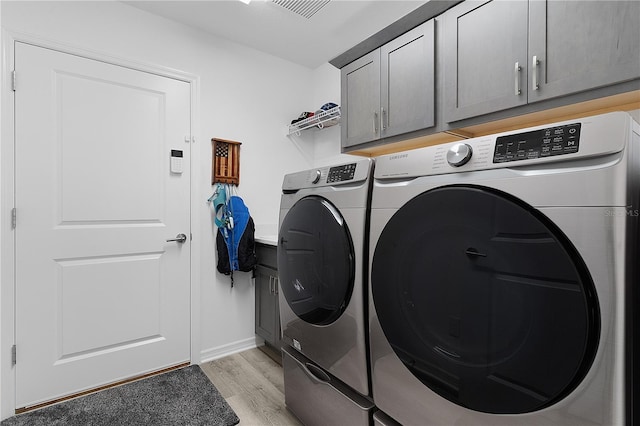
[255,236,278,246]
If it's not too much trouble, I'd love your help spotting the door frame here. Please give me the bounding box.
[0,31,202,420]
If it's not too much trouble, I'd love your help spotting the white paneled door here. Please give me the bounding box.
[14,42,191,408]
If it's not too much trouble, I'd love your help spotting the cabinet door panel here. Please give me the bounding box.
[381,20,435,138]
[255,265,278,345]
[444,0,528,122]
[341,50,381,148]
[528,0,640,102]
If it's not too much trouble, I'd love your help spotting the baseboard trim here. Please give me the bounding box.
[199,337,259,364]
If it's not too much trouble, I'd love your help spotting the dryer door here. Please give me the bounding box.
[278,196,355,325]
[371,185,600,414]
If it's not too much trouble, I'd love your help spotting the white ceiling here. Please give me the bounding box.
[124,0,426,69]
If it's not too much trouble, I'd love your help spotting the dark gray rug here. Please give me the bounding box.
[1,365,240,426]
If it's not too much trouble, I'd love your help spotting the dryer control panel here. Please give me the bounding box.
[493,123,581,163]
[327,163,357,183]
[282,158,372,191]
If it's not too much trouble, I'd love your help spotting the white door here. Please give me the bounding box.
[14,42,191,409]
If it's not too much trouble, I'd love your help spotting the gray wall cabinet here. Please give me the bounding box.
[443,0,529,122]
[255,244,281,350]
[444,0,640,123]
[341,50,380,148]
[528,1,640,103]
[341,20,435,149]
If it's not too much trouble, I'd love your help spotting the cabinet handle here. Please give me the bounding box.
[373,111,379,135]
[274,277,279,295]
[514,62,522,96]
[532,55,540,91]
[268,276,274,294]
[381,107,387,131]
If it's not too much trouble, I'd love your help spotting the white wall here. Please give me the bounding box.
[1,0,319,387]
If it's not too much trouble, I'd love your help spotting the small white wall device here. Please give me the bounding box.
[170,150,183,174]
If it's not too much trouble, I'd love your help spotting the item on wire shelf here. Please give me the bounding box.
[290,111,315,125]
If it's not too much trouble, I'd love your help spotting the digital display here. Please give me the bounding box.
[493,123,581,163]
[327,163,357,183]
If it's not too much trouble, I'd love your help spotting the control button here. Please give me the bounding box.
[447,143,473,167]
[312,170,321,184]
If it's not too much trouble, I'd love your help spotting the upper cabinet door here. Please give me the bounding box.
[528,0,640,103]
[443,0,529,122]
[341,50,381,148]
[381,20,435,139]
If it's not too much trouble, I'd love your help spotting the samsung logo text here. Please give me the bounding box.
[389,154,409,160]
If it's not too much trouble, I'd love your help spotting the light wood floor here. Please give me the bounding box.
[201,347,303,426]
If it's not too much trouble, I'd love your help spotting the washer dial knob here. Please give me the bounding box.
[447,143,473,167]
[312,170,321,184]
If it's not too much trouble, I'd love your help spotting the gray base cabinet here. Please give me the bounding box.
[443,0,640,123]
[341,19,435,149]
[255,244,281,350]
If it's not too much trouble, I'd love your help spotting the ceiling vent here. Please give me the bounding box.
[271,0,331,19]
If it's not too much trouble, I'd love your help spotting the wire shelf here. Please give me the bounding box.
[288,106,341,136]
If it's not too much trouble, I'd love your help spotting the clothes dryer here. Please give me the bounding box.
[368,112,638,425]
[278,158,373,398]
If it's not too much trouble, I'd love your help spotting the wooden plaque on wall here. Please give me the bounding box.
[211,138,241,185]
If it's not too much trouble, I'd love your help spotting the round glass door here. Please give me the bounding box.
[371,185,600,414]
[278,196,355,325]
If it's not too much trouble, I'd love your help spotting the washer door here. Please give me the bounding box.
[372,185,600,414]
[278,196,355,326]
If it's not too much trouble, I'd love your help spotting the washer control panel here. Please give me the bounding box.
[493,123,581,163]
[374,112,630,181]
[326,163,357,183]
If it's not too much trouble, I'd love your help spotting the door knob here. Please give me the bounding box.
[166,233,187,243]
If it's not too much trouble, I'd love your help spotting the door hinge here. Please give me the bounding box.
[11,345,16,366]
[11,70,16,91]
[11,208,16,229]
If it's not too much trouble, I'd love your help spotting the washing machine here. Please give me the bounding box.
[278,159,373,409]
[368,112,639,425]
